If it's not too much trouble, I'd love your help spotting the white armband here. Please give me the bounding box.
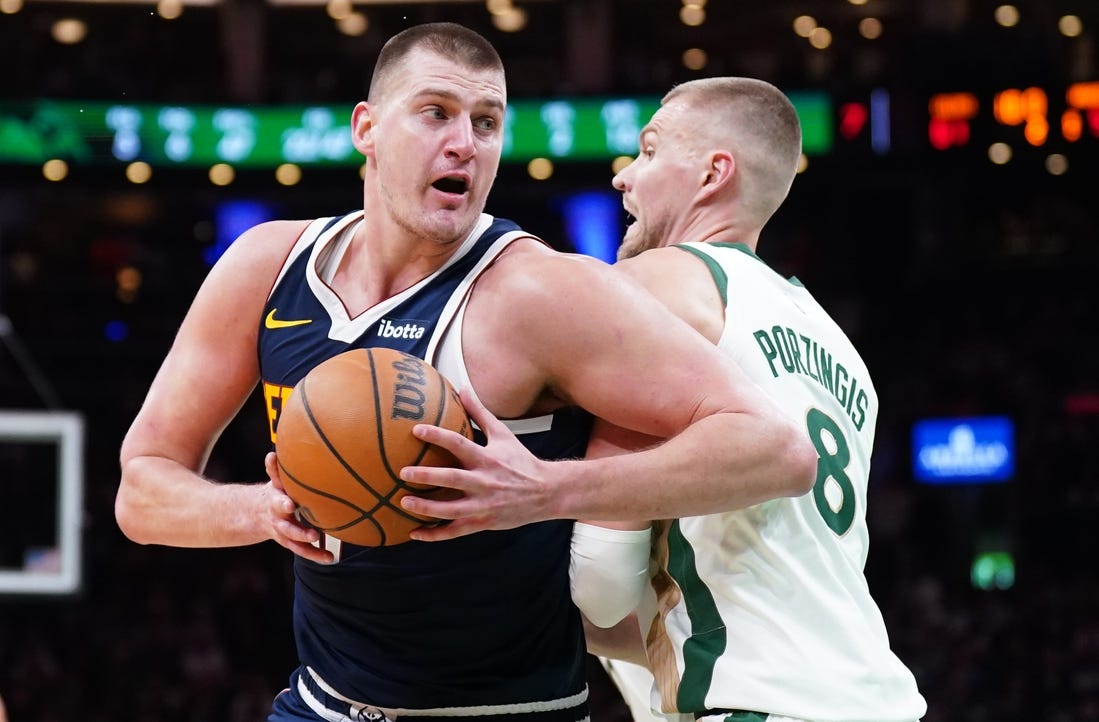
[569,522,652,629]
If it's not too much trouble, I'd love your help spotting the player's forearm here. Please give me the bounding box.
[553,411,816,521]
[116,455,268,548]
[583,613,648,666]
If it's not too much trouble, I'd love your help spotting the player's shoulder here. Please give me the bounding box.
[616,246,728,342]
[210,218,314,270]
[230,218,315,254]
[488,240,617,296]
[470,242,649,343]
[198,218,319,301]
[616,245,715,286]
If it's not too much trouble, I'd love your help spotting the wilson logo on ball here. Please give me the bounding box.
[274,347,471,547]
[392,357,429,421]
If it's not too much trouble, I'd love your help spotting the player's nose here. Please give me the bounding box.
[611,163,633,191]
[445,118,477,161]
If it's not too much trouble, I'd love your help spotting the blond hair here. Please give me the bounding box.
[663,77,802,227]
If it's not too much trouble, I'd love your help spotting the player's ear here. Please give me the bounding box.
[700,150,735,197]
[351,101,376,157]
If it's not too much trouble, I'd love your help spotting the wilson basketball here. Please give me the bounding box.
[275,347,472,547]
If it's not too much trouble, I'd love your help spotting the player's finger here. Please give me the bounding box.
[413,419,481,452]
[276,516,318,542]
[266,452,286,487]
[282,539,334,564]
[456,386,510,439]
[408,424,484,466]
[399,478,472,516]
[261,476,297,517]
[409,517,487,542]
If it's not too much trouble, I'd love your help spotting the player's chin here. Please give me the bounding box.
[616,235,643,261]
[423,206,476,239]
[430,195,481,223]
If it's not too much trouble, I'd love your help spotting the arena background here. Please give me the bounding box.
[1,0,1097,719]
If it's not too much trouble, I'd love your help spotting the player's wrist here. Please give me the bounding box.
[544,457,585,521]
[229,482,274,544]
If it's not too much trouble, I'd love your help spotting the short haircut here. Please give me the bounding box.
[368,22,504,103]
[664,77,803,226]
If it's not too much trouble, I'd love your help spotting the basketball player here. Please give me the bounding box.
[571,78,929,722]
[116,25,815,722]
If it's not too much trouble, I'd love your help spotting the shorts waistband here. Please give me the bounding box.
[297,666,590,722]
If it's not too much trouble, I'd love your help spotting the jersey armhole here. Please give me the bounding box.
[674,244,729,307]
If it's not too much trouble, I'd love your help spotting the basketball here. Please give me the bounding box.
[275,347,472,547]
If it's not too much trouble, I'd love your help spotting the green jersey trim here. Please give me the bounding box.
[669,520,727,711]
[678,242,805,288]
[675,245,729,307]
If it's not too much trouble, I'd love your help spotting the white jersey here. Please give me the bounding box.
[624,242,925,722]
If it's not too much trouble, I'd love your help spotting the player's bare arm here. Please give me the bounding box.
[578,243,737,499]
[583,613,648,666]
[569,248,741,628]
[616,247,726,344]
[400,244,817,536]
[116,219,331,563]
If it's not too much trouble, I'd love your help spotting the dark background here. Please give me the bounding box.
[1,0,1098,720]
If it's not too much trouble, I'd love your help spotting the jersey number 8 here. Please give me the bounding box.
[807,407,856,536]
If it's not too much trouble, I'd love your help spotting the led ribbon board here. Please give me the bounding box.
[0,93,832,167]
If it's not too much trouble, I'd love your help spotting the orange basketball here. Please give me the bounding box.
[275,347,472,547]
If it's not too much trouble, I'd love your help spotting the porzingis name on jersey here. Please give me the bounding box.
[377,318,426,339]
[753,325,871,431]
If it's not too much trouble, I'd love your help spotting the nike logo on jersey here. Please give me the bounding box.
[265,309,313,329]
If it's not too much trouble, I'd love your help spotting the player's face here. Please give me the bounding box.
[612,100,701,261]
[364,48,506,245]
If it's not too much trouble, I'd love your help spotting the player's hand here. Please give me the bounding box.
[399,388,556,541]
[263,452,334,563]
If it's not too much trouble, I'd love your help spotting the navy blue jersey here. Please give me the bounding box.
[258,211,592,708]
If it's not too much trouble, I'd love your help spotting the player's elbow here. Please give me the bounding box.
[115,459,153,545]
[114,486,147,544]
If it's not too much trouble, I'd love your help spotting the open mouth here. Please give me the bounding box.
[432,176,469,195]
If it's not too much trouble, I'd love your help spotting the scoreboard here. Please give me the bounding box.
[928,81,1099,150]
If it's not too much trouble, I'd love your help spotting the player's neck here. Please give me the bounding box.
[673,213,758,252]
[331,220,453,314]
